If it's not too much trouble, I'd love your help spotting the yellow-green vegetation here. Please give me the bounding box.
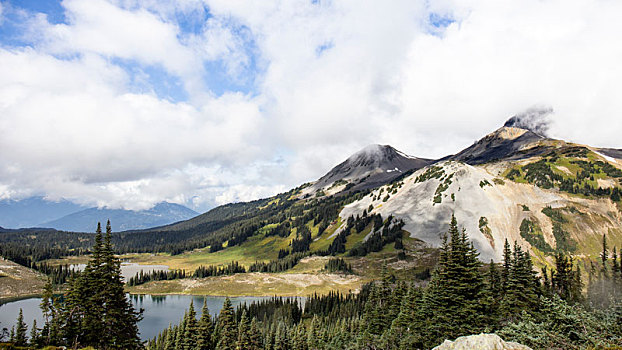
[415,165,445,183]
[433,173,454,204]
[124,232,296,271]
[309,217,341,252]
[542,206,577,252]
[519,218,553,253]
[344,225,372,251]
[478,217,494,248]
[503,147,622,201]
[329,179,349,189]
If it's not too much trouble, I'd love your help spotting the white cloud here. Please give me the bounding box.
[1,0,622,212]
[0,47,265,210]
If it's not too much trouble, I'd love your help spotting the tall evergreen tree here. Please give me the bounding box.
[14,308,27,346]
[413,215,485,348]
[39,279,58,346]
[29,319,39,348]
[216,297,237,350]
[57,221,142,349]
[501,238,512,292]
[163,324,175,350]
[182,300,198,350]
[196,299,214,350]
[248,317,263,350]
[236,310,251,350]
[101,220,143,349]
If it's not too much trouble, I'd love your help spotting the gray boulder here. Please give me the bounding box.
[432,333,532,350]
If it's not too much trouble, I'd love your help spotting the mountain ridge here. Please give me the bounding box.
[40,202,198,232]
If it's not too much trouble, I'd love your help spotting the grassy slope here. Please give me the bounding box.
[124,232,438,296]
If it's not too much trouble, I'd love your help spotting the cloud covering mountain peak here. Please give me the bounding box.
[503,106,553,136]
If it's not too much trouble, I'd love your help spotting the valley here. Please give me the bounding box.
[1,119,621,349]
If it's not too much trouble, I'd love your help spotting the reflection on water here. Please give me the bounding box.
[0,294,304,340]
[70,262,169,280]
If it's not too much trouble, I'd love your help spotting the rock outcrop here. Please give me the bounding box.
[432,333,532,350]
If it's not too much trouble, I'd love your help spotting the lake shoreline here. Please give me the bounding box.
[1,294,305,340]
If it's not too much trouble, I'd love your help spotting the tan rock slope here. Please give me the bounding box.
[339,125,622,263]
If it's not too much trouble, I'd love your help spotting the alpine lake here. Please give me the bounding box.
[0,263,304,340]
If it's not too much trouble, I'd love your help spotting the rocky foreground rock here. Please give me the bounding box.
[432,333,532,350]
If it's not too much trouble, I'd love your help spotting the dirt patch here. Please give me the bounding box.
[0,258,47,300]
[127,272,366,297]
[555,165,573,175]
[597,178,616,189]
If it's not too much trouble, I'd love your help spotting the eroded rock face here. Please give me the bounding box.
[432,333,532,350]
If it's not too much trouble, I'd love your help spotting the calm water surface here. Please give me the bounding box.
[70,262,170,280]
[0,294,303,340]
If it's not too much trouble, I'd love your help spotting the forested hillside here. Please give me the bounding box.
[142,216,621,350]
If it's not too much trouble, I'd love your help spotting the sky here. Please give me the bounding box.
[1,0,621,212]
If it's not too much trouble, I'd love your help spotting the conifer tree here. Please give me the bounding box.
[249,317,263,350]
[387,281,406,325]
[29,319,39,348]
[482,260,502,327]
[182,301,198,350]
[216,297,237,350]
[541,266,551,295]
[196,299,213,350]
[612,246,621,299]
[362,283,384,337]
[501,238,512,292]
[306,315,320,349]
[274,322,287,350]
[236,310,251,350]
[14,308,27,346]
[414,215,485,348]
[163,324,175,350]
[39,279,56,346]
[101,220,143,349]
[58,221,142,349]
[175,315,186,349]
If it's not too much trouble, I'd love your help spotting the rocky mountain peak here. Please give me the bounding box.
[304,144,432,195]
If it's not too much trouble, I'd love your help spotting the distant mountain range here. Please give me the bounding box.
[0,197,86,228]
[0,199,197,232]
[41,202,198,232]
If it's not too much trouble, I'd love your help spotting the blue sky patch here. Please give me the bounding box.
[111,57,189,102]
[315,41,334,57]
[6,0,67,24]
[428,12,455,29]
